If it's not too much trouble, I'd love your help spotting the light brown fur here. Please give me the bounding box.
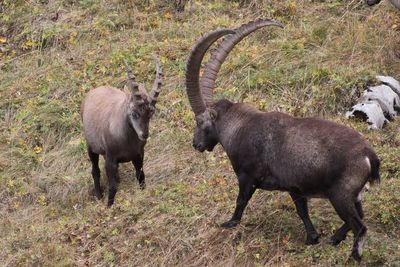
[82,86,139,156]
[81,57,162,206]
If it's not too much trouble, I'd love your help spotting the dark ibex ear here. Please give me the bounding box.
[209,108,218,121]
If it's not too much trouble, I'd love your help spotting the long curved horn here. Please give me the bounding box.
[123,59,139,93]
[186,29,235,115]
[200,18,284,105]
[150,55,163,106]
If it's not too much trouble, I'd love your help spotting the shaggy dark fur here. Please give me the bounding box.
[193,99,379,261]
[186,19,380,261]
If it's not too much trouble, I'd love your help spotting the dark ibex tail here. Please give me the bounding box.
[367,151,380,186]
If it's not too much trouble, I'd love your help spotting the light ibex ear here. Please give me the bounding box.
[209,108,218,121]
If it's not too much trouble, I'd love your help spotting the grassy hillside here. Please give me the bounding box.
[1,0,400,266]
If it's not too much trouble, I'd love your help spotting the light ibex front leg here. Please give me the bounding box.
[105,155,118,207]
[221,173,256,228]
[132,154,145,189]
[88,146,102,199]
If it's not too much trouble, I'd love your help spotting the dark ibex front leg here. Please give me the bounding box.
[132,154,145,189]
[289,192,319,245]
[105,156,118,207]
[221,173,256,228]
[88,147,103,199]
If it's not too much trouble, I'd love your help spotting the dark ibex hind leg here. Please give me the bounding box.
[330,223,351,246]
[88,147,103,199]
[115,164,121,184]
[329,194,367,262]
[330,201,364,246]
[289,192,319,245]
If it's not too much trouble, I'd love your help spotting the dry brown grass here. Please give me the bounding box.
[1,0,400,266]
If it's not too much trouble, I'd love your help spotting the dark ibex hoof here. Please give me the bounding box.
[305,232,320,245]
[220,220,239,228]
[329,236,345,246]
[107,198,115,207]
[351,250,362,262]
[94,188,103,200]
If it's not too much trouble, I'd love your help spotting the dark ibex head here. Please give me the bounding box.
[193,109,218,151]
[366,0,382,5]
[124,56,163,141]
[185,19,283,152]
[366,0,400,9]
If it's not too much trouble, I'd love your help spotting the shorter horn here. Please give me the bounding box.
[150,55,163,106]
[123,59,139,93]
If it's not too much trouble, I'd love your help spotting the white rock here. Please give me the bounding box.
[376,75,400,96]
[361,85,400,120]
[346,101,388,129]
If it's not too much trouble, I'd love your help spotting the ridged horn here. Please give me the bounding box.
[123,59,139,93]
[150,55,163,106]
[200,18,284,105]
[186,29,235,115]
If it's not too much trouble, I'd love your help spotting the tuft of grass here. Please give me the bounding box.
[1,0,400,266]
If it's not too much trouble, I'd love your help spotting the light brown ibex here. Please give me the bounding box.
[81,56,162,206]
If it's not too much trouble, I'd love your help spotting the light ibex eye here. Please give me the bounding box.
[149,106,155,115]
[132,112,140,119]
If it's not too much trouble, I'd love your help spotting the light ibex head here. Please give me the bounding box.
[124,56,163,141]
[185,19,283,152]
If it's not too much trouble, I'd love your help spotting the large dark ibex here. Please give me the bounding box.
[81,56,163,206]
[185,19,380,261]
